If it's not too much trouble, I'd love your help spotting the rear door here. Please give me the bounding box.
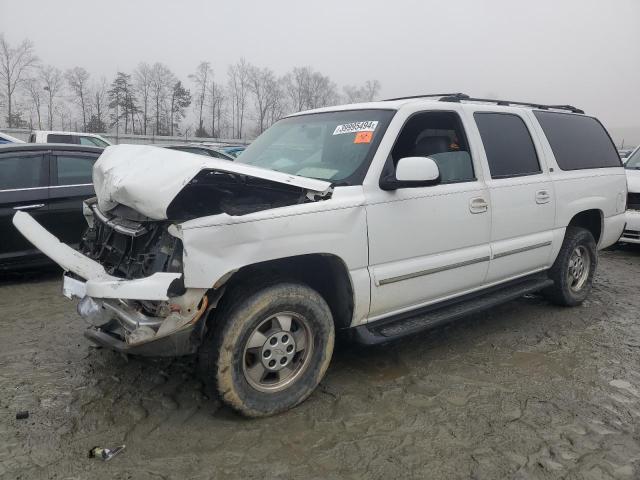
[0,150,49,264]
[471,111,555,282]
[43,150,99,247]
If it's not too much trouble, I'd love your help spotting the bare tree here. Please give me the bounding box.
[0,34,38,127]
[39,65,63,129]
[189,61,211,136]
[227,58,250,138]
[150,63,175,135]
[134,62,152,134]
[23,76,43,129]
[65,66,90,131]
[169,81,191,136]
[207,80,225,138]
[248,65,282,134]
[282,66,311,113]
[87,77,108,132]
[343,80,381,103]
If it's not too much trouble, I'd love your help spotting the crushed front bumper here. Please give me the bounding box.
[13,211,209,356]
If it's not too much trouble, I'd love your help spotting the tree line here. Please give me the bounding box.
[0,34,381,139]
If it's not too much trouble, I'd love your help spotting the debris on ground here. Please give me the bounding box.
[88,445,126,461]
[15,411,29,420]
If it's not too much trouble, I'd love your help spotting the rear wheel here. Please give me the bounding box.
[199,281,334,417]
[544,227,597,306]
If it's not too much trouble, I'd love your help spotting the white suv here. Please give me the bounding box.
[621,145,640,243]
[14,93,626,417]
[28,130,111,147]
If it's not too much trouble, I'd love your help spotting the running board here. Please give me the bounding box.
[353,276,554,345]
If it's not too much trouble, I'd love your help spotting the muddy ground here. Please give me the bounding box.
[1,247,640,479]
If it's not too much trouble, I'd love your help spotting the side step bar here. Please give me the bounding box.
[353,276,554,345]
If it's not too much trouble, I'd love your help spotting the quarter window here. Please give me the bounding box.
[56,155,97,185]
[533,111,620,170]
[0,154,45,190]
[47,134,74,144]
[475,113,541,179]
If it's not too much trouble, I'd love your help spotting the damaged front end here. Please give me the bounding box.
[13,145,334,357]
[67,198,210,355]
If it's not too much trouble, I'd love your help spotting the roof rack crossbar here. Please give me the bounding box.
[383,93,469,101]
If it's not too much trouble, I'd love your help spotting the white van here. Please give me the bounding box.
[28,130,110,147]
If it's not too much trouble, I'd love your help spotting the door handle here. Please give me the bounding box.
[469,197,488,214]
[535,190,551,204]
[13,203,45,211]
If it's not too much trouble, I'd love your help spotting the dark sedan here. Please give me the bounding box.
[0,143,103,270]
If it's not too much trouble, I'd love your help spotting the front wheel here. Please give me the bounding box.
[544,226,597,306]
[199,281,335,417]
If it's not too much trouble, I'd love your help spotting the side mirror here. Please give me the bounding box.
[380,156,441,191]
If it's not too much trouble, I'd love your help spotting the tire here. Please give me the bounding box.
[544,226,597,306]
[199,281,335,417]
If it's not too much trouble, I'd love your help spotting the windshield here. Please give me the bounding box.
[236,109,395,185]
[626,147,640,169]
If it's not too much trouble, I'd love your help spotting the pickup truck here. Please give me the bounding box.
[13,93,626,417]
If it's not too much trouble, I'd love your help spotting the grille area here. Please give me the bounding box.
[80,207,182,280]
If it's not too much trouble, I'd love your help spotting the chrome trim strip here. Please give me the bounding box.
[0,183,92,193]
[378,256,491,286]
[492,241,552,259]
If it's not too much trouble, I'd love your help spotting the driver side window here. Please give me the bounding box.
[391,111,475,184]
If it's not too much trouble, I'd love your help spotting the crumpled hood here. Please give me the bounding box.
[93,145,332,220]
[626,169,640,194]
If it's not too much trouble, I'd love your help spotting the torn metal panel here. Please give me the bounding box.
[93,145,332,220]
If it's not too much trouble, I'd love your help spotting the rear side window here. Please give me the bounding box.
[80,136,109,147]
[0,154,45,189]
[55,155,97,185]
[48,134,75,144]
[533,111,621,170]
[474,113,541,179]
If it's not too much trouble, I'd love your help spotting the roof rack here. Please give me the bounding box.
[384,93,584,114]
[438,93,584,114]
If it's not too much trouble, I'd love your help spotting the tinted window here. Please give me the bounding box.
[56,155,96,185]
[390,111,475,184]
[533,111,621,170]
[48,134,75,144]
[475,113,541,179]
[81,136,109,147]
[0,154,45,189]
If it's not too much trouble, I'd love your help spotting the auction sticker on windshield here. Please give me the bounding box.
[333,121,378,135]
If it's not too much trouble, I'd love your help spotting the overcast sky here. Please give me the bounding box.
[2,0,639,143]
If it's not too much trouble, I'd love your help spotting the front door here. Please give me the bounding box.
[365,111,492,320]
[0,150,49,265]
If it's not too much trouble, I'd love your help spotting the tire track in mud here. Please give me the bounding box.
[1,247,640,479]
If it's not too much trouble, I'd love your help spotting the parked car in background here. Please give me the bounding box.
[1,143,103,269]
[161,144,234,160]
[220,145,246,158]
[620,145,640,244]
[13,93,626,417]
[619,149,634,161]
[29,130,111,147]
[0,132,25,144]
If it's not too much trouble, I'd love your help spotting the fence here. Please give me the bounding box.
[0,128,250,146]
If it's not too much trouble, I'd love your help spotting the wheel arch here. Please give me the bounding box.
[212,253,356,330]
[567,209,603,245]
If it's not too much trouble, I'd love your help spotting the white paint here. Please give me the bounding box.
[13,98,628,333]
